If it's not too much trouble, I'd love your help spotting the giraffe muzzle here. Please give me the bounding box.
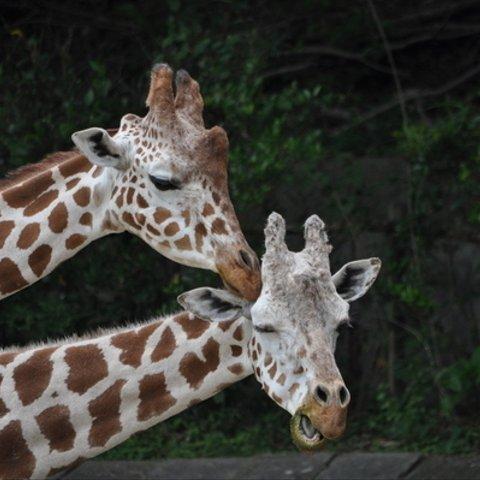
[216,247,262,301]
[290,402,348,451]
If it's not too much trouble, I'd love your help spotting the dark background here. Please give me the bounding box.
[1,0,479,458]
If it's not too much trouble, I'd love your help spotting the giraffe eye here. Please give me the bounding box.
[254,324,276,333]
[149,175,181,191]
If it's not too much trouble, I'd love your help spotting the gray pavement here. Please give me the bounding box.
[63,452,480,479]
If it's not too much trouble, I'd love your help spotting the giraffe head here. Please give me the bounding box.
[71,64,261,300]
[179,212,381,450]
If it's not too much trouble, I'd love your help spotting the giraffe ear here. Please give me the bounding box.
[177,288,252,322]
[332,258,381,302]
[71,127,129,170]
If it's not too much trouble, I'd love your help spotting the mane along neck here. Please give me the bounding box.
[0,312,253,479]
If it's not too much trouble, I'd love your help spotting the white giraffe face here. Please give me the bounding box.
[72,65,261,301]
[179,212,381,450]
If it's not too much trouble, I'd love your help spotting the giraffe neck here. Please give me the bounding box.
[0,152,121,299]
[0,312,252,479]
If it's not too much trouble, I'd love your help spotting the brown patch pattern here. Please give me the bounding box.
[0,221,15,249]
[13,347,56,406]
[151,327,177,362]
[16,223,40,249]
[79,212,93,227]
[28,244,52,277]
[211,217,228,235]
[36,405,76,452]
[73,186,91,207]
[0,258,29,295]
[65,233,87,250]
[65,344,108,395]
[2,170,54,209]
[179,338,220,389]
[111,323,158,368]
[174,235,192,250]
[88,379,126,447]
[137,372,176,421]
[48,202,68,233]
[24,189,59,216]
[175,313,210,339]
[0,420,36,479]
[154,207,171,224]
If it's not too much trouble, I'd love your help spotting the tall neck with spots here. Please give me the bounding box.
[0,312,252,479]
[0,63,261,301]
[0,152,118,299]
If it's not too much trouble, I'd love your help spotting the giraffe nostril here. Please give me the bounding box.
[339,385,349,406]
[239,249,254,270]
[315,385,329,404]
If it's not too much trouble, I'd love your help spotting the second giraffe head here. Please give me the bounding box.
[72,64,261,301]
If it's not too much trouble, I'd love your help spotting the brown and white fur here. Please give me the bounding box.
[0,213,380,479]
[0,64,261,302]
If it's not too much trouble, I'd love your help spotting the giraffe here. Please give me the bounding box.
[0,64,261,302]
[0,212,380,479]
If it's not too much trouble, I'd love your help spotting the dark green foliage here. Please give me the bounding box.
[1,0,479,456]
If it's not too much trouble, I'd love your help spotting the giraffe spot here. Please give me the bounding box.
[137,194,148,209]
[0,352,17,366]
[122,212,141,230]
[65,344,108,395]
[88,379,126,447]
[0,258,28,295]
[231,345,242,357]
[13,347,56,406]
[233,325,244,341]
[179,338,220,389]
[194,223,207,251]
[272,392,283,405]
[2,170,54,208]
[277,373,286,386]
[15,223,39,250]
[153,207,171,224]
[0,398,8,417]
[47,202,68,233]
[151,327,177,362]
[212,191,221,205]
[28,244,52,277]
[59,155,91,177]
[175,313,210,339]
[0,221,15,248]
[115,193,124,208]
[137,372,176,422]
[164,222,180,236]
[174,235,192,250]
[268,363,277,379]
[126,187,135,205]
[211,217,228,235]
[79,212,92,227]
[146,223,160,236]
[257,343,262,355]
[202,203,214,216]
[252,350,258,362]
[65,233,87,250]
[0,420,36,479]
[24,189,59,217]
[35,404,76,452]
[218,319,236,332]
[228,363,244,376]
[73,186,91,207]
[135,213,146,226]
[92,166,103,178]
[0,374,8,417]
[264,353,273,367]
[66,178,81,190]
[181,210,190,226]
[293,366,305,375]
[111,323,158,368]
[289,383,300,395]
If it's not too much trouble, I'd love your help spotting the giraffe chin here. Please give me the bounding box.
[290,413,325,451]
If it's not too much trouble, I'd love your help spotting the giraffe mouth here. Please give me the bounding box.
[290,414,325,451]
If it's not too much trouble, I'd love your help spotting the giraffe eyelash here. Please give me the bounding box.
[149,175,181,191]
